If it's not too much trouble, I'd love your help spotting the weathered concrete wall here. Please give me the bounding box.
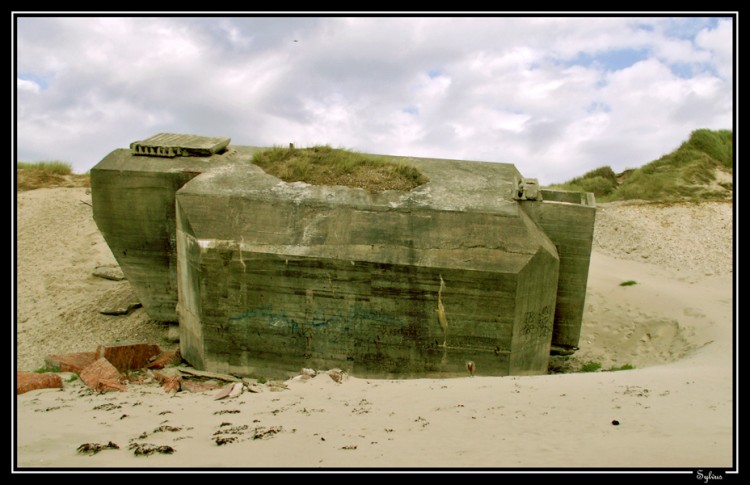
[180,249,527,377]
[91,147,258,321]
[520,189,596,349]
[176,158,561,377]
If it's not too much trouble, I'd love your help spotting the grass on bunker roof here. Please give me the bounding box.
[251,145,429,193]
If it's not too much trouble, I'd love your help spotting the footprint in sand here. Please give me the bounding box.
[683,307,706,318]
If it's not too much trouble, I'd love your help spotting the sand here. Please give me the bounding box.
[13,189,735,470]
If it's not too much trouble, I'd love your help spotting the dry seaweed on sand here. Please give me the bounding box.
[77,441,119,455]
[128,442,176,456]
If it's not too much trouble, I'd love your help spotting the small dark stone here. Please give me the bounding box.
[611,420,620,426]
[100,302,142,316]
[92,265,125,281]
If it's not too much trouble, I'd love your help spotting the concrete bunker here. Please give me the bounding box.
[91,133,595,378]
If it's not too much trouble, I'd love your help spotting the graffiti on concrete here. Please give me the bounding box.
[521,304,553,338]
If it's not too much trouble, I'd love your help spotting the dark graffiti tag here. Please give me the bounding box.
[229,305,299,331]
[521,305,552,338]
[228,303,405,335]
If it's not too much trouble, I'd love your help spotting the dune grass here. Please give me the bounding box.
[17,160,89,191]
[252,145,429,193]
[547,129,733,202]
[17,161,73,174]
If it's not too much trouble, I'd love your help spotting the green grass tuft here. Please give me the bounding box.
[619,280,638,287]
[579,361,602,373]
[547,166,618,198]
[252,145,429,193]
[33,365,59,373]
[606,363,635,371]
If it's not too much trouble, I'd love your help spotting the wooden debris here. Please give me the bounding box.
[176,366,241,382]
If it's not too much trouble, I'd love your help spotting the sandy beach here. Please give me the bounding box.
[14,188,735,470]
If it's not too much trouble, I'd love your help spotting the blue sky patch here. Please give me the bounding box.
[586,101,611,113]
[634,22,655,32]
[569,48,650,72]
[18,72,49,90]
[428,68,442,79]
[670,62,694,79]
[402,106,418,115]
[664,17,721,40]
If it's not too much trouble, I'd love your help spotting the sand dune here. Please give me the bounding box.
[14,188,735,469]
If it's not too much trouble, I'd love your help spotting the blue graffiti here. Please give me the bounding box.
[228,302,405,333]
[350,304,404,327]
[311,317,332,329]
[229,305,300,332]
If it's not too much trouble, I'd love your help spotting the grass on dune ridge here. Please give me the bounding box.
[16,160,89,191]
[547,129,733,202]
[17,161,73,174]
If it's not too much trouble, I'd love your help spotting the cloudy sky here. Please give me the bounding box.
[14,15,734,184]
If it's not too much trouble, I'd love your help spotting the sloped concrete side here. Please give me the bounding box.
[91,150,199,321]
[90,147,261,322]
[520,190,596,349]
[510,247,560,375]
[176,198,206,370]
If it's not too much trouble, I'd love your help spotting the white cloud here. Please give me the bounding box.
[14,16,734,184]
[695,19,733,80]
[652,37,711,65]
[17,78,40,93]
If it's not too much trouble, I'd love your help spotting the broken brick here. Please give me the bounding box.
[44,352,97,373]
[154,369,182,394]
[95,343,161,372]
[17,372,63,395]
[161,377,181,394]
[146,350,178,370]
[80,358,127,392]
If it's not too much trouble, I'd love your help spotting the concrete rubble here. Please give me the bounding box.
[20,338,355,398]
